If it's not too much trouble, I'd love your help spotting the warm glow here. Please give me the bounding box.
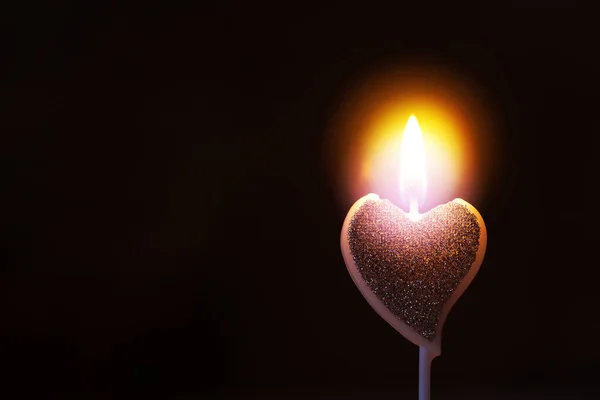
[400,116,426,217]
[326,65,497,213]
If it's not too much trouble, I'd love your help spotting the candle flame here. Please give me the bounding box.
[327,68,495,212]
[400,115,427,218]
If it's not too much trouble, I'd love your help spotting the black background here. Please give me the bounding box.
[1,2,599,399]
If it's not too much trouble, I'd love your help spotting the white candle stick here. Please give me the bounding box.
[419,346,432,400]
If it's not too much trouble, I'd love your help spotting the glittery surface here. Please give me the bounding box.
[348,199,480,341]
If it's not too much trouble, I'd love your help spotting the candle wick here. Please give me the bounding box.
[409,198,420,219]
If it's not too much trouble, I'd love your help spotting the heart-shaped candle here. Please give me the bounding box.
[341,194,486,357]
[340,116,487,361]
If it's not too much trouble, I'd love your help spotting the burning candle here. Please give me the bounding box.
[340,115,487,400]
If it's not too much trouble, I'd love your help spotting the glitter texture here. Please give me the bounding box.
[348,199,480,341]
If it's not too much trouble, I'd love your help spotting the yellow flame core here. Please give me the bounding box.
[400,116,426,216]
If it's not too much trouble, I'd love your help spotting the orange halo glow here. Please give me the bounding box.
[325,65,496,213]
[362,103,468,213]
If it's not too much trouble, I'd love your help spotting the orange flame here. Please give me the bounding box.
[325,65,497,213]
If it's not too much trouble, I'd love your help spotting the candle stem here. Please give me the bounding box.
[419,346,432,400]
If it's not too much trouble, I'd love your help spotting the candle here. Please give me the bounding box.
[340,115,487,400]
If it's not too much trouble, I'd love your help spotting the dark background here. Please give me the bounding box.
[1,1,599,399]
